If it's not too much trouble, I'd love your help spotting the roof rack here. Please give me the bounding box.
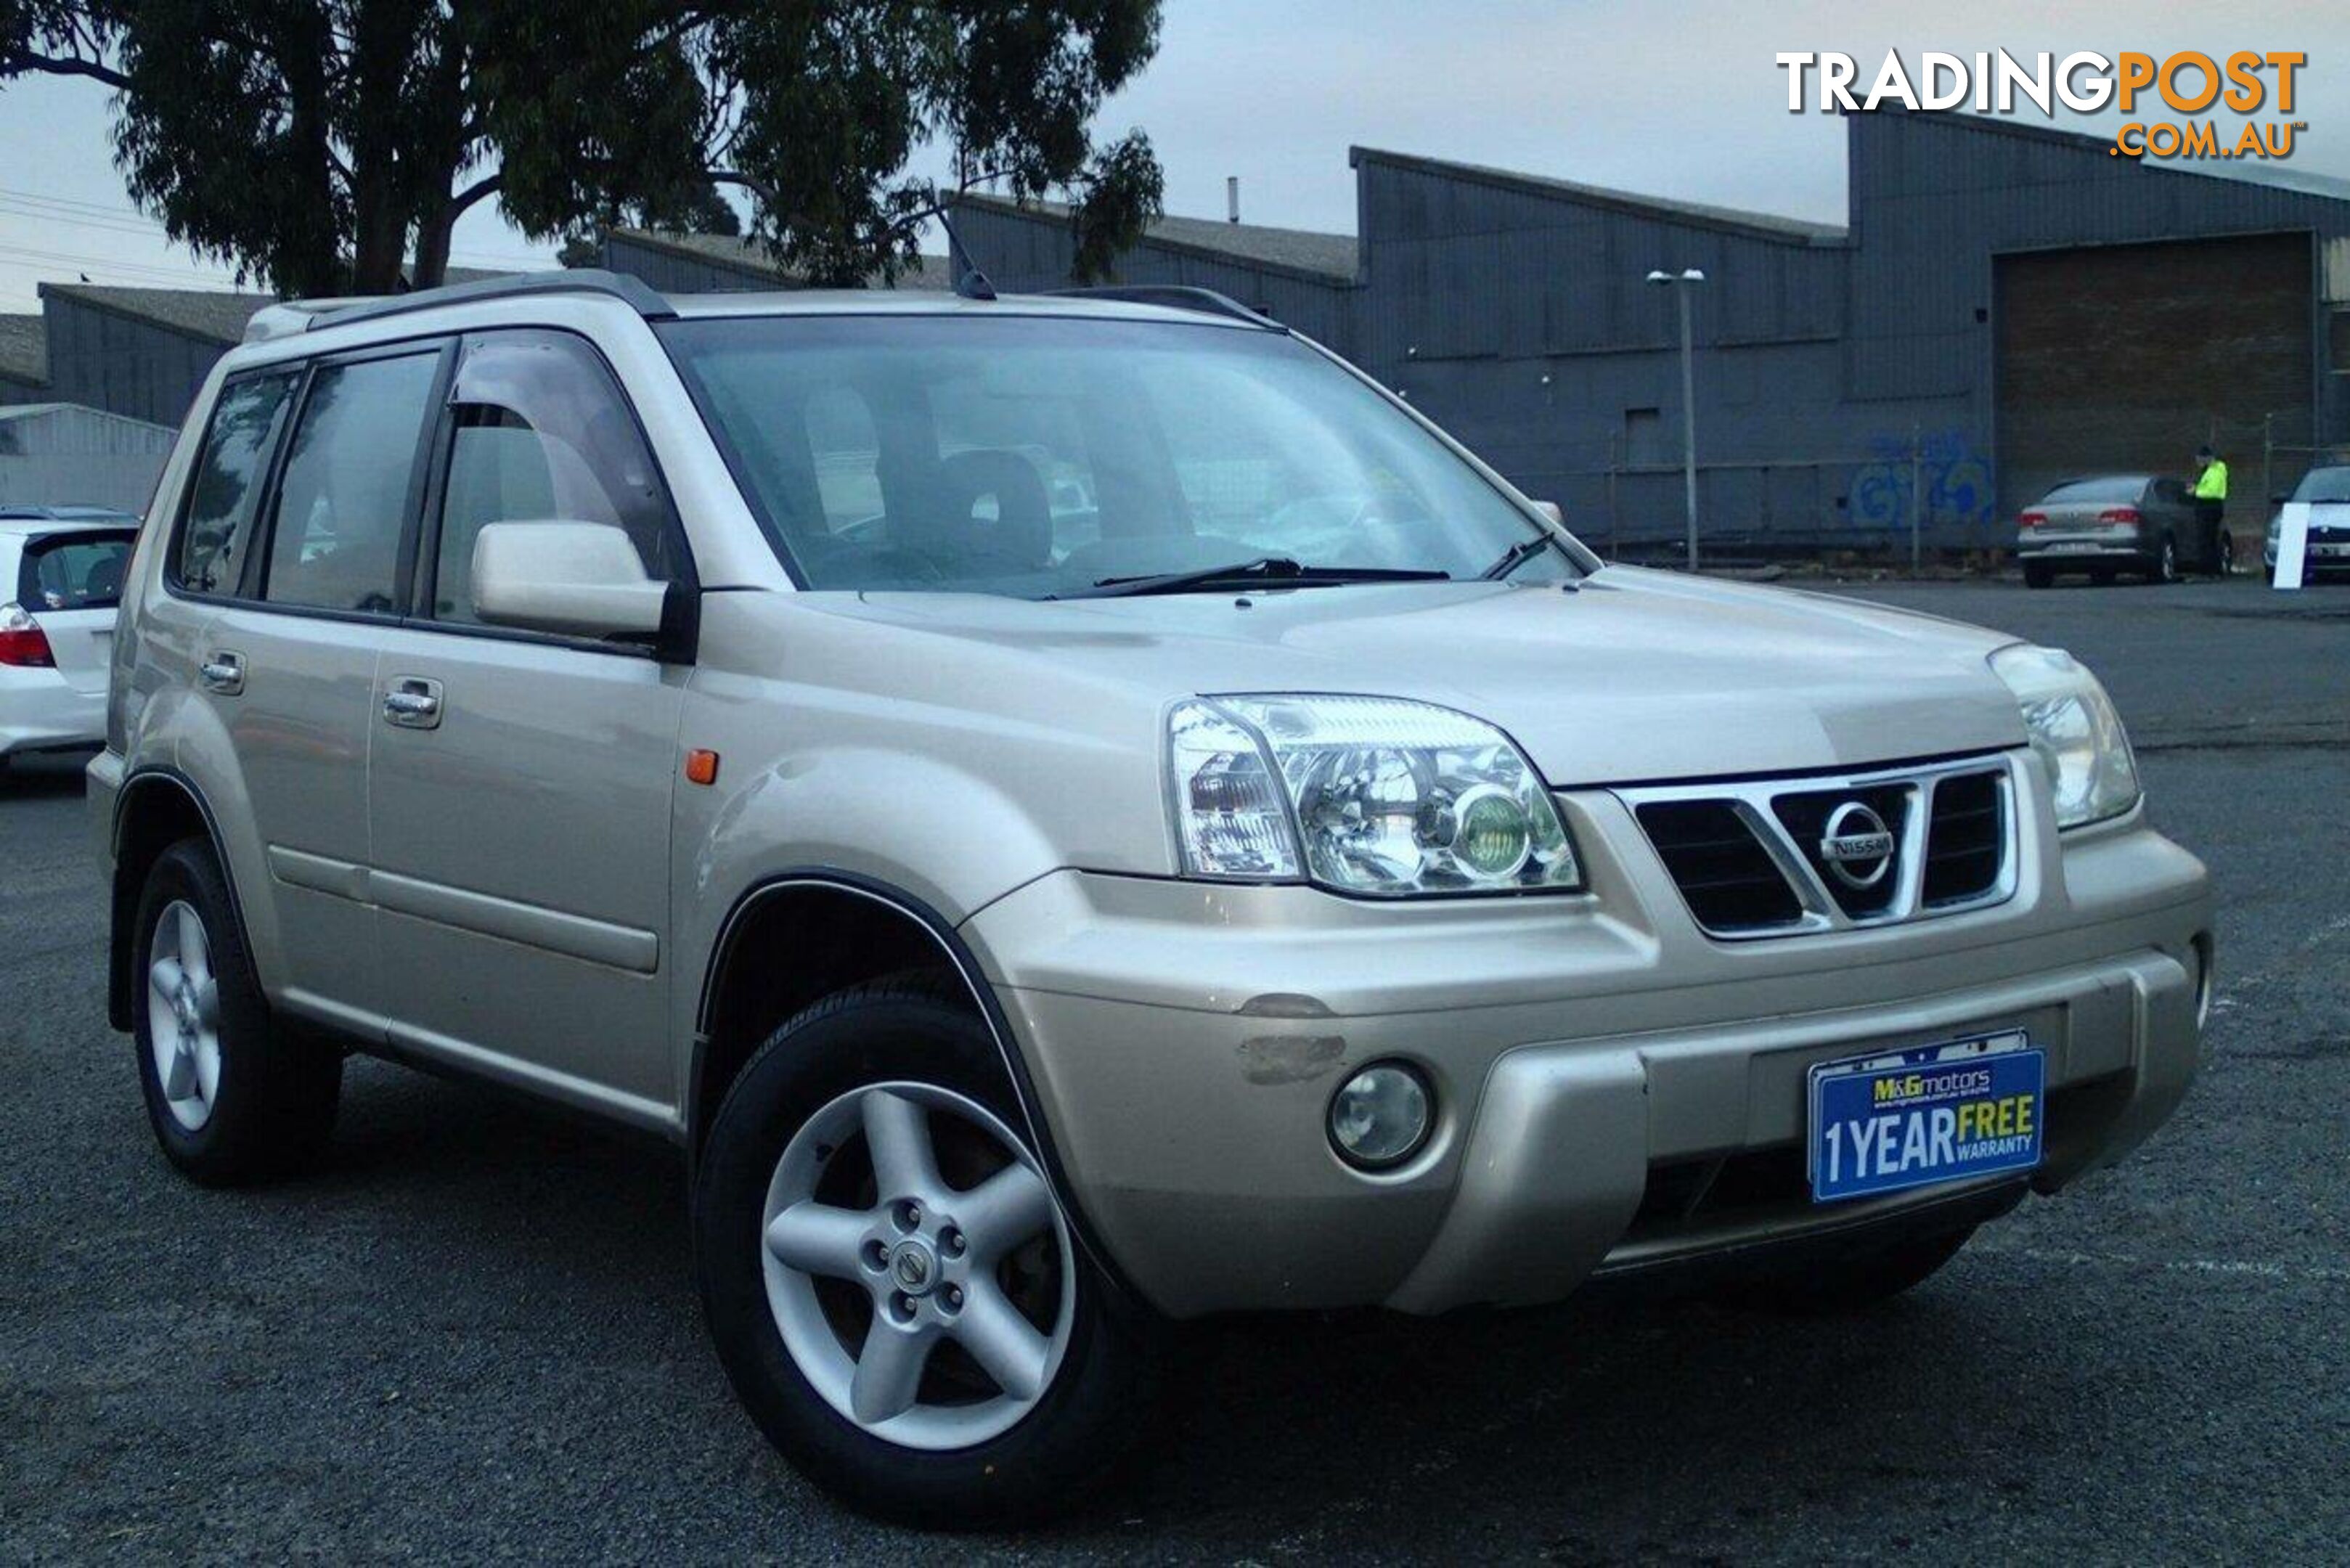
[243,269,674,343]
[1039,285,1283,329]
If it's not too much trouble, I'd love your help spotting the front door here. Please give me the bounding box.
[366,329,692,1124]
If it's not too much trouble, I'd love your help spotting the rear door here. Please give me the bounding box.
[16,526,137,694]
[175,343,451,1031]
[364,328,692,1119]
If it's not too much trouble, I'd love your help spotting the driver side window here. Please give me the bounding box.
[431,330,679,624]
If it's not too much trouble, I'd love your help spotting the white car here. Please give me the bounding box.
[1,507,139,767]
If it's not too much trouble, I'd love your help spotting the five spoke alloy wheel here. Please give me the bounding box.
[760,1081,1075,1449]
[147,899,222,1131]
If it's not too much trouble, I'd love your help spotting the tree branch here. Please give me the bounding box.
[4,49,131,90]
[448,171,502,217]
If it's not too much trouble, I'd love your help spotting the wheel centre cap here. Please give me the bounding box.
[889,1239,938,1296]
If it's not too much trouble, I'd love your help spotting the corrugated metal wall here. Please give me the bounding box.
[600,237,778,295]
[41,299,232,428]
[953,205,1356,346]
[0,405,175,511]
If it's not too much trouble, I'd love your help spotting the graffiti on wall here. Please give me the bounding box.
[1848,429,1994,532]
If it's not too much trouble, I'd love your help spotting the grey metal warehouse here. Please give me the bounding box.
[6,107,2347,553]
[956,108,2350,555]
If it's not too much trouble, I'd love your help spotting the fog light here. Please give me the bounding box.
[1328,1062,1433,1169]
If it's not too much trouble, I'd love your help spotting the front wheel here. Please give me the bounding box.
[693,976,1160,1527]
[1711,1225,1974,1315]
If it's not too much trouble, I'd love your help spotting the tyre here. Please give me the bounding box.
[1710,1225,1974,1315]
[2089,564,2116,585]
[2213,531,2234,578]
[2153,536,2180,584]
[132,838,343,1185]
[2022,561,2052,589]
[693,974,1161,1528]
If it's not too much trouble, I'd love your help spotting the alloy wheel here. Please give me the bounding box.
[759,1081,1075,1450]
[147,899,221,1131]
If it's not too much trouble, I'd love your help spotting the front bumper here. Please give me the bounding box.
[2264,536,2350,569]
[961,770,2211,1318]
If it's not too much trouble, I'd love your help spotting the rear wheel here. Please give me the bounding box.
[1712,1226,1975,1315]
[132,839,342,1184]
[2213,531,2235,577]
[2022,561,2052,589]
[2153,536,2181,584]
[693,976,1160,1527]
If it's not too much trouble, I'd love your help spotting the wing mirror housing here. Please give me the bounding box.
[471,521,695,661]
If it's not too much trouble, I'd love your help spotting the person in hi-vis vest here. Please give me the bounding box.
[2192,446,2229,569]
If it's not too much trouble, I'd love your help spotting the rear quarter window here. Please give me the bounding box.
[17,530,136,611]
[175,372,300,595]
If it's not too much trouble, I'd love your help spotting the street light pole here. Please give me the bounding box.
[1647,268,1707,572]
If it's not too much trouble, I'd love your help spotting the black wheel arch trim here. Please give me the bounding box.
[107,765,247,1032]
[693,868,1149,1313]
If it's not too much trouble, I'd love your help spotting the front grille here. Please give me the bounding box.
[1772,783,1913,920]
[1620,757,2018,939]
[1922,770,2005,907]
[1633,801,1803,933]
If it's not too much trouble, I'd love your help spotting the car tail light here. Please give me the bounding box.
[2098,508,2142,524]
[0,603,55,667]
[2018,511,2047,530]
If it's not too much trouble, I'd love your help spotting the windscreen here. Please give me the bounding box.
[659,314,1581,596]
[2290,467,2350,504]
[2039,478,2146,506]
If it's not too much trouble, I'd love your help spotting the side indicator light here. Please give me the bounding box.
[685,748,720,786]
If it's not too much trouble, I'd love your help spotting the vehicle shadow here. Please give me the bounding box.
[283,1063,2082,1556]
[0,751,94,799]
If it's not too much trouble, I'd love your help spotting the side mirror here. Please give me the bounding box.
[1533,499,1564,527]
[2272,493,2292,507]
[472,521,676,646]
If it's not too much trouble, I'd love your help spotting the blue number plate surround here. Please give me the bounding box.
[1806,1030,2044,1204]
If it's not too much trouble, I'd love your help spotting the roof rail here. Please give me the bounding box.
[243,269,674,343]
[1038,285,1284,329]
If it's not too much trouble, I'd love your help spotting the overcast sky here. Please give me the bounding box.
[2,0,2344,310]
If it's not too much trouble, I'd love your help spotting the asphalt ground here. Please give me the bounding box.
[3,575,2344,1563]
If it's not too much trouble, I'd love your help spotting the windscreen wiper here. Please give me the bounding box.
[1481,533,1557,580]
[1053,556,1451,600]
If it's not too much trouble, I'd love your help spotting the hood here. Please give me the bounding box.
[828,566,2028,785]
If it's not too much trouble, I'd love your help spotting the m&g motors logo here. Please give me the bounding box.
[1776,49,2309,162]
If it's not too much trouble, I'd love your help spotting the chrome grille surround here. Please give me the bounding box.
[1615,754,2020,939]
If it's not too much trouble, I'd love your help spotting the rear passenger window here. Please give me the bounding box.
[176,373,296,595]
[264,351,440,614]
[431,330,677,624]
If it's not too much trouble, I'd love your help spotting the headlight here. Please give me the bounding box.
[1167,695,1583,896]
[1989,645,2140,829]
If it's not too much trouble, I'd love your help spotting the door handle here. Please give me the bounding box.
[198,651,245,695]
[383,675,444,730]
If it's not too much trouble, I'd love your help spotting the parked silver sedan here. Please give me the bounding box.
[2016,474,2219,587]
